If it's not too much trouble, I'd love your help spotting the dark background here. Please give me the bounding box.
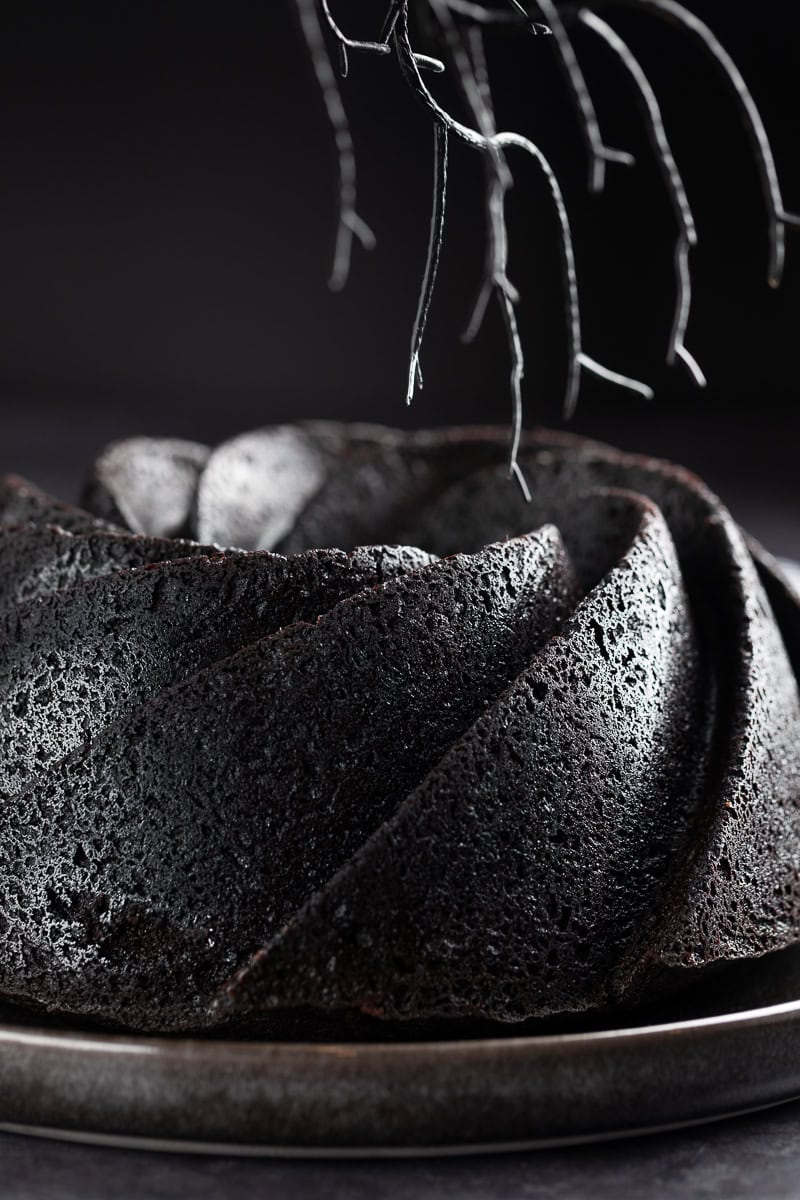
[0,0,797,552]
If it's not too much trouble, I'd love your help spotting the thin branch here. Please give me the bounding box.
[442,0,535,26]
[463,23,520,340]
[318,0,391,76]
[466,21,496,118]
[379,0,446,70]
[381,0,404,43]
[670,234,706,386]
[393,3,652,420]
[321,0,445,75]
[414,52,448,73]
[534,0,634,194]
[500,288,532,500]
[415,4,516,483]
[504,0,552,36]
[577,352,655,399]
[600,0,798,287]
[578,8,704,385]
[429,1,529,490]
[427,1,516,324]
[393,8,577,367]
[464,23,521,331]
[300,0,789,463]
[429,0,509,170]
[408,122,450,405]
[295,0,375,291]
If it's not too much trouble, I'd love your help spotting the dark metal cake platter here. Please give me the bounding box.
[3,945,800,1157]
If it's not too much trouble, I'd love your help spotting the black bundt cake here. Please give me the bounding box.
[1,422,799,1032]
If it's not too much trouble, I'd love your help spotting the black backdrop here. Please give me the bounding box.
[0,0,798,552]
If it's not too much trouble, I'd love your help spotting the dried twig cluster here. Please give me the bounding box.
[296,0,798,492]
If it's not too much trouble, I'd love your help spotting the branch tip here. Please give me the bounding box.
[407,121,449,407]
[578,352,655,401]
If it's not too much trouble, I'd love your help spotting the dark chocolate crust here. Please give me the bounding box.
[1,423,799,1032]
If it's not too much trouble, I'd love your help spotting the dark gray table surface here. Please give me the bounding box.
[2,402,800,1199]
[4,1102,800,1200]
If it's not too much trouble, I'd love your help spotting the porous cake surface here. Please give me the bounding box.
[0,423,798,1031]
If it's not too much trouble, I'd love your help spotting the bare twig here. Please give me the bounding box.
[379,0,446,69]
[408,123,450,404]
[534,0,634,193]
[295,0,444,291]
[578,8,705,385]
[318,0,391,77]
[428,1,529,491]
[298,0,787,468]
[670,234,706,385]
[576,353,654,399]
[427,1,514,310]
[466,22,496,122]
[462,23,520,343]
[500,284,533,500]
[442,0,534,25]
[381,0,405,43]
[414,52,448,73]
[393,2,652,423]
[598,0,798,286]
[504,0,552,36]
[428,0,508,165]
[295,0,376,290]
